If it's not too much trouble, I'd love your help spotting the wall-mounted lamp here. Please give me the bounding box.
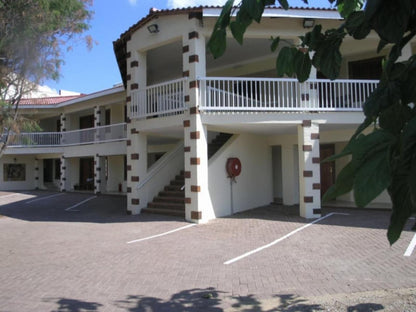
[147,24,159,34]
[303,18,315,29]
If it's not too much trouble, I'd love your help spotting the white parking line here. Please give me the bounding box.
[127,224,196,244]
[65,196,97,212]
[224,212,350,265]
[404,233,416,257]
[26,193,65,204]
[0,194,20,199]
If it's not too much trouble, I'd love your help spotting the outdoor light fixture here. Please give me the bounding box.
[303,18,315,28]
[147,24,159,33]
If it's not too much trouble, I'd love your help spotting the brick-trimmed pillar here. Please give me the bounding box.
[182,20,213,223]
[94,106,103,142]
[126,131,147,214]
[60,113,66,144]
[297,120,321,218]
[34,158,40,189]
[60,156,67,192]
[94,154,105,194]
[124,47,147,214]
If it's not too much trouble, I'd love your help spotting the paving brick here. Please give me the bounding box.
[0,193,415,311]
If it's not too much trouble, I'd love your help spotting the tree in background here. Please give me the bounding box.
[0,0,93,155]
[208,0,416,245]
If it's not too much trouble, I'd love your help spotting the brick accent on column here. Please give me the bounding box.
[190,157,200,165]
[312,157,320,164]
[183,70,190,77]
[304,196,314,203]
[184,171,191,178]
[190,107,199,114]
[313,183,321,190]
[130,128,139,134]
[183,120,190,127]
[130,83,139,90]
[303,171,313,177]
[190,131,200,139]
[185,95,190,102]
[131,176,139,182]
[303,145,312,151]
[311,133,320,140]
[189,80,199,89]
[184,146,191,152]
[189,55,199,63]
[126,140,131,146]
[182,45,189,53]
[188,31,199,39]
[191,185,201,192]
[130,60,139,67]
[131,198,140,205]
[185,197,192,204]
[191,211,202,219]
[131,153,139,160]
[302,120,312,127]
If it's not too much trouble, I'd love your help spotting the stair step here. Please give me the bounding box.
[148,202,185,210]
[164,184,183,191]
[170,180,184,186]
[153,196,185,203]
[159,191,184,197]
[142,207,185,217]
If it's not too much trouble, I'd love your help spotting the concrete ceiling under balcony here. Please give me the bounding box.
[146,38,289,84]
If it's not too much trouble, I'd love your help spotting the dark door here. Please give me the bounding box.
[79,157,94,190]
[320,144,335,198]
[43,159,53,183]
[79,115,94,129]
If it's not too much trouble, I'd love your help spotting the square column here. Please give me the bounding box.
[126,131,147,214]
[94,154,105,194]
[182,15,213,223]
[125,49,147,214]
[297,120,321,218]
[60,156,67,192]
[34,158,40,189]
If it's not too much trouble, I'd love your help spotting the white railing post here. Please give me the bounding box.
[130,78,187,119]
[198,77,378,112]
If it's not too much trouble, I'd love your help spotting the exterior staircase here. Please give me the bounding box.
[142,132,233,217]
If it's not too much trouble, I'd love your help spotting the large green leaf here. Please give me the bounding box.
[207,0,234,58]
[276,46,296,77]
[353,145,391,207]
[345,11,371,39]
[294,49,311,82]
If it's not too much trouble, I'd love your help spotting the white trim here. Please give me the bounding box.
[26,193,65,204]
[404,233,416,257]
[203,7,341,20]
[65,196,97,212]
[224,212,349,265]
[127,224,196,244]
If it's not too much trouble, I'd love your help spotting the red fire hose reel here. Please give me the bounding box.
[226,157,242,178]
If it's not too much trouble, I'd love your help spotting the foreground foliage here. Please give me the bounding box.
[0,0,93,155]
[208,0,416,244]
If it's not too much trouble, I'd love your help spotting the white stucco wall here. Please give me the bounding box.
[106,155,125,193]
[0,155,37,190]
[208,134,273,217]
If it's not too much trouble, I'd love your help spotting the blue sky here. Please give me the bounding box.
[45,0,332,95]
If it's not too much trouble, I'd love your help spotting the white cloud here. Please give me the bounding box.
[167,0,227,9]
[128,0,137,6]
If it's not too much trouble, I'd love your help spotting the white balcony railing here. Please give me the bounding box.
[130,78,187,119]
[199,77,378,112]
[6,123,127,148]
[5,132,61,147]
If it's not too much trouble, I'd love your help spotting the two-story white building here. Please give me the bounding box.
[2,6,407,222]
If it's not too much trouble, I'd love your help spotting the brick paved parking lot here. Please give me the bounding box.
[0,191,415,311]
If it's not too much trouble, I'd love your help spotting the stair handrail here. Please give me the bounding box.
[136,141,184,190]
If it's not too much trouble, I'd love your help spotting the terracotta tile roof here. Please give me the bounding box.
[19,95,83,106]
